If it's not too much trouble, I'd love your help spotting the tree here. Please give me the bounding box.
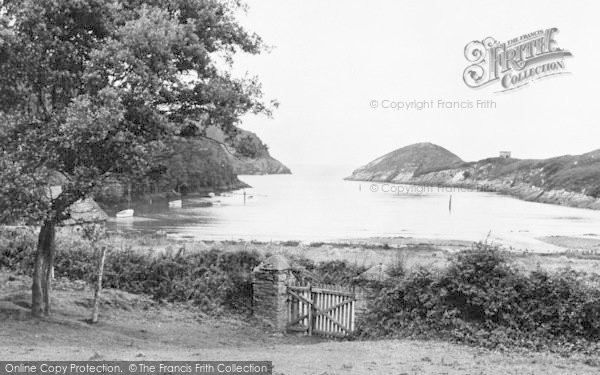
[81,223,107,324]
[0,0,272,317]
[235,134,265,158]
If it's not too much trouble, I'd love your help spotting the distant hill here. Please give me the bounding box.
[347,143,600,210]
[346,142,463,182]
[447,150,600,198]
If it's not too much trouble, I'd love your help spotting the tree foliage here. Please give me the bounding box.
[235,133,266,158]
[1,0,270,217]
[0,0,272,315]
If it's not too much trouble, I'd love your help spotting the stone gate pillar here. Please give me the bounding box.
[354,264,388,322]
[252,255,295,331]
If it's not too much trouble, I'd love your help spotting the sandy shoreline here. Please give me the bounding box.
[139,232,600,255]
[95,231,600,278]
[347,234,600,254]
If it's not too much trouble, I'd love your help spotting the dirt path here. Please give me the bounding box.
[2,319,599,375]
[1,273,599,375]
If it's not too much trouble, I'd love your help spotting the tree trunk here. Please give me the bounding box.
[31,220,56,317]
[31,239,45,316]
[91,246,107,323]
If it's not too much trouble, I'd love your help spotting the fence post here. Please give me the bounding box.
[307,282,313,336]
[252,255,295,331]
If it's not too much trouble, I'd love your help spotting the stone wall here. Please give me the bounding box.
[251,255,295,330]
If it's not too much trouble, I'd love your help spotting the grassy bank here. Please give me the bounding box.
[2,227,600,356]
[0,227,366,315]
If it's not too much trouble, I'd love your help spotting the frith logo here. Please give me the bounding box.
[463,28,572,92]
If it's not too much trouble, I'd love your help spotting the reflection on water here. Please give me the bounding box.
[108,165,600,249]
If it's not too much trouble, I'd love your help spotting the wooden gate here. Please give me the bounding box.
[286,281,356,337]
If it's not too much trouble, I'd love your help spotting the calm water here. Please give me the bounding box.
[109,165,600,250]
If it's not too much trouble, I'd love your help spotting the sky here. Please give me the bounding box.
[232,0,600,167]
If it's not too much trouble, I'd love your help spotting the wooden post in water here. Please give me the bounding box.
[449,194,452,214]
[127,183,132,209]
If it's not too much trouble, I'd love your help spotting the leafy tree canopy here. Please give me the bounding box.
[0,0,274,316]
[0,0,271,224]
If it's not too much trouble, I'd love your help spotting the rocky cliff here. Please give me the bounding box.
[347,144,600,210]
[97,136,249,204]
[96,127,289,204]
[205,126,291,175]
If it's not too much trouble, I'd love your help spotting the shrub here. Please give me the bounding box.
[0,228,263,315]
[385,249,407,279]
[84,247,263,315]
[291,257,367,285]
[0,227,36,273]
[359,243,600,353]
[235,135,265,158]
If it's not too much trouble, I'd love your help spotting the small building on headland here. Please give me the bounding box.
[499,151,512,158]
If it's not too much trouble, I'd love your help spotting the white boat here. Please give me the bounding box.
[116,183,135,218]
[116,209,134,218]
[168,200,182,208]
